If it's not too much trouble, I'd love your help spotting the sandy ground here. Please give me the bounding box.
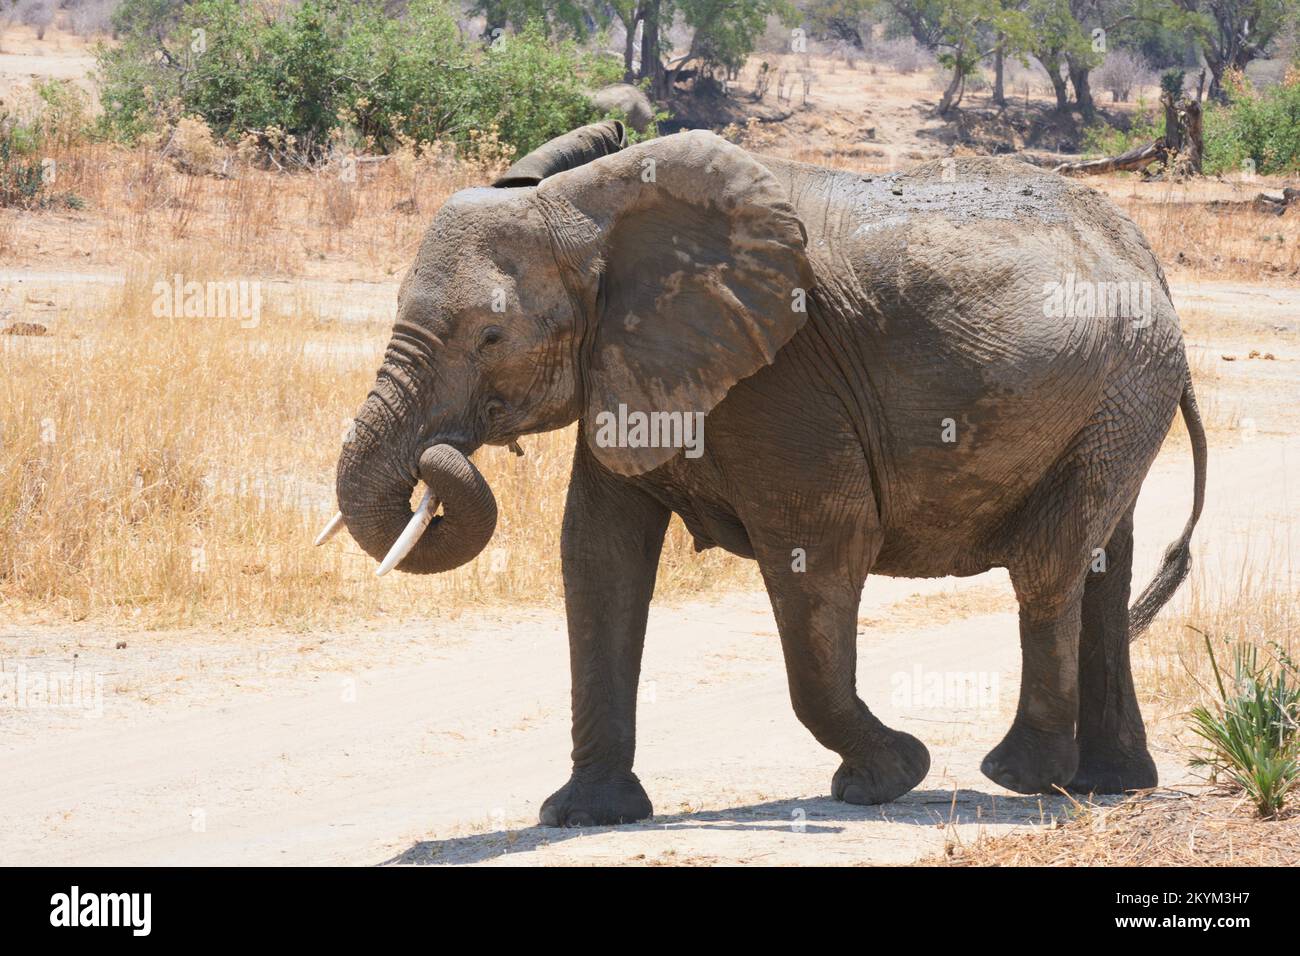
[3,276,1297,866]
[0,26,97,100]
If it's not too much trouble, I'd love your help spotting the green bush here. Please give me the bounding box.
[1189,634,1300,817]
[1203,71,1300,176]
[458,27,623,155]
[1,81,90,209]
[1079,73,1300,177]
[0,133,48,209]
[97,0,628,158]
[1081,102,1164,158]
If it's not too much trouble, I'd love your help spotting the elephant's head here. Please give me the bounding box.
[321,123,814,575]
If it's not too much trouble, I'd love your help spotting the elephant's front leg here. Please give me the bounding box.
[538,443,670,827]
[755,533,931,805]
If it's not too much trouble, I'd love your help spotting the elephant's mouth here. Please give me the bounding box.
[322,442,499,576]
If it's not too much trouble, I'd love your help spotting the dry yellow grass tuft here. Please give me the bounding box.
[929,790,1300,866]
[1134,567,1299,724]
[1,135,491,279]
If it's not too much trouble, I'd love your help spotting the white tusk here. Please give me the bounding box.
[375,489,436,577]
[314,511,346,547]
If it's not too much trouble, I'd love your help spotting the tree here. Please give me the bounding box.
[610,0,642,81]
[625,0,790,97]
[940,0,1029,114]
[638,0,668,94]
[803,0,873,45]
[881,0,1032,114]
[667,0,794,89]
[110,0,189,41]
[468,0,600,41]
[992,30,1007,106]
[883,0,948,47]
[1020,0,1091,113]
[21,1,54,40]
[1063,0,1163,123]
[1163,0,1297,99]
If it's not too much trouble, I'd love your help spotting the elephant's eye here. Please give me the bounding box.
[478,326,505,352]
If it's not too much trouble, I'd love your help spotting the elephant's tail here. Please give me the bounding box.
[1129,372,1208,639]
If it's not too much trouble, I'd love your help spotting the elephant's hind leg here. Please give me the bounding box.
[1070,502,1158,793]
[984,476,1097,793]
[756,536,930,805]
[980,588,1083,794]
[985,377,1164,795]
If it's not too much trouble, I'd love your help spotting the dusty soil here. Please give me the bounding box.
[0,26,97,100]
[727,51,1150,167]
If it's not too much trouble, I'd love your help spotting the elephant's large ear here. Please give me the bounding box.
[492,120,628,188]
[536,130,813,476]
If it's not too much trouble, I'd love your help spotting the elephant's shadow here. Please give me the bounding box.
[380,788,1097,866]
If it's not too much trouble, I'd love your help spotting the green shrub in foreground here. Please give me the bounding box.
[1189,634,1300,817]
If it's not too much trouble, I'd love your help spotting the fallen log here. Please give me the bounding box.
[1251,187,1300,216]
[1054,140,1163,176]
[1055,90,1204,178]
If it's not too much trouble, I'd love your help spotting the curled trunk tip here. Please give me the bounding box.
[336,437,497,576]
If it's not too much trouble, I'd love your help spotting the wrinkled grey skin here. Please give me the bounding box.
[334,122,1206,826]
[589,84,655,133]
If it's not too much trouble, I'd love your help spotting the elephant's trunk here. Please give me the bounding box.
[334,385,497,575]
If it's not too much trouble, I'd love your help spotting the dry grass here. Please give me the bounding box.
[929,789,1300,865]
[924,560,1300,866]
[1105,179,1300,284]
[0,135,490,281]
[943,571,1300,862]
[0,251,757,629]
[1134,567,1299,726]
[0,133,759,628]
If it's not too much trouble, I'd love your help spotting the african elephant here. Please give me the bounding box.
[319,120,1206,825]
[588,83,655,134]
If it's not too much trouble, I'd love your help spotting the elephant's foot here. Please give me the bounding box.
[832,729,931,805]
[981,722,1079,795]
[1067,744,1158,794]
[538,770,652,827]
